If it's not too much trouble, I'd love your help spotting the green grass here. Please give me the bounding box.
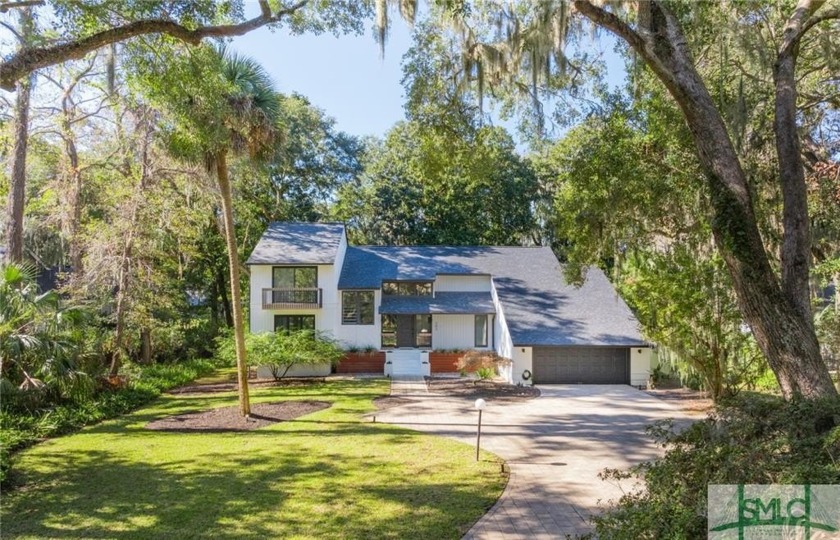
[1,358,222,484]
[1,379,506,539]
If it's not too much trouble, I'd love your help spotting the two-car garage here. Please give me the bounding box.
[532,347,630,384]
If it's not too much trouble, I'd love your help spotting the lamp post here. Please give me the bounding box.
[474,398,486,461]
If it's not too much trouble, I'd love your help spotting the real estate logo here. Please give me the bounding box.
[708,484,840,539]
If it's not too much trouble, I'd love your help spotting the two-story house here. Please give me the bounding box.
[247,222,652,385]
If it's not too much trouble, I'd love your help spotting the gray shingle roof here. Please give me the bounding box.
[380,292,496,315]
[338,246,646,347]
[246,222,345,265]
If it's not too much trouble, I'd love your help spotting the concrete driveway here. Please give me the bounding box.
[374,383,694,539]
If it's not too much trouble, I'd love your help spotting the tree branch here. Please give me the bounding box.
[572,1,649,55]
[0,0,44,13]
[0,0,308,91]
[782,4,840,55]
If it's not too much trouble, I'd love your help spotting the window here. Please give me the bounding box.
[381,315,397,348]
[342,291,374,325]
[274,315,316,333]
[381,281,433,296]
[474,315,488,347]
[272,266,317,288]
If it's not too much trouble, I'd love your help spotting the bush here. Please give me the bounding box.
[216,330,344,380]
[476,367,495,380]
[1,357,219,487]
[456,350,511,373]
[593,394,840,538]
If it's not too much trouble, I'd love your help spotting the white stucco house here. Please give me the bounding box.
[246,222,653,385]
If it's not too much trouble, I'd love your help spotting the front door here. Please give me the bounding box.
[395,315,415,348]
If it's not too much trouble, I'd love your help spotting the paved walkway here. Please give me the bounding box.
[375,384,694,539]
[389,375,428,396]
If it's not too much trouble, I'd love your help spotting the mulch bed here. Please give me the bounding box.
[145,400,331,432]
[169,377,326,395]
[426,377,540,401]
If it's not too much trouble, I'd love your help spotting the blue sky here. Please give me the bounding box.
[229,13,627,143]
[229,20,414,138]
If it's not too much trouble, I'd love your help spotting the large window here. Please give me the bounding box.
[342,291,375,325]
[475,314,488,347]
[272,266,317,288]
[381,314,433,348]
[274,315,316,333]
[381,281,433,296]
[381,315,397,348]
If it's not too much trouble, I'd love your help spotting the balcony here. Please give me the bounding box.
[261,288,322,309]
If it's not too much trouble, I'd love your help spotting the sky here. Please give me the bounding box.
[229,19,415,139]
[228,8,628,144]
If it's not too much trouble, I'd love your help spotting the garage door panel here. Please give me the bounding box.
[533,347,629,384]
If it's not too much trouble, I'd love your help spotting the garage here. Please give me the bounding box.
[533,347,630,384]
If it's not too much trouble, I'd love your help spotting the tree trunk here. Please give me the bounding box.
[60,114,84,273]
[574,0,836,400]
[109,109,152,377]
[110,208,137,376]
[4,10,34,264]
[215,151,251,416]
[140,328,152,364]
[216,267,234,328]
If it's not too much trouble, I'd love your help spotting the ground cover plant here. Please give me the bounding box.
[1,378,506,539]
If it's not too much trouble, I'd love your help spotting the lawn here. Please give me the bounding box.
[1,378,506,539]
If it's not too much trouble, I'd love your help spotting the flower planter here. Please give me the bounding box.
[337,352,386,374]
[429,352,470,373]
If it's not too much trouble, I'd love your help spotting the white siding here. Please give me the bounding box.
[248,263,338,336]
[432,314,492,350]
[511,347,533,385]
[435,275,491,292]
[331,289,382,349]
[630,347,653,387]
[490,279,516,383]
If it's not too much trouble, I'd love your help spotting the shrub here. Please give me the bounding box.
[1,357,219,487]
[476,367,495,380]
[217,330,344,380]
[593,394,840,538]
[456,350,511,373]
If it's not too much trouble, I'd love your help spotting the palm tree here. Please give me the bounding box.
[206,49,281,417]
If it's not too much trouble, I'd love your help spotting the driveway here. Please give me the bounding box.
[375,383,695,539]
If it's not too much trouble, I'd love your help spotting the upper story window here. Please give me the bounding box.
[342,291,375,325]
[272,266,317,289]
[381,281,433,296]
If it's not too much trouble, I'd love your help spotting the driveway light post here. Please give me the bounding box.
[475,398,486,461]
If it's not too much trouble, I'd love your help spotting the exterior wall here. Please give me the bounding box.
[432,314,491,350]
[434,275,491,292]
[510,346,533,386]
[490,280,515,382]
[630,347,653,387]
[331,289,382,349]
[248,263,337,335]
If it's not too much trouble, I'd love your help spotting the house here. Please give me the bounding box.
[246,222,652,385]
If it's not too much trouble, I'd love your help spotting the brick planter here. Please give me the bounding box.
[429,352,466,373]
[337,352,386,374]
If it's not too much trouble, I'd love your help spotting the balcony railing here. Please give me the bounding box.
[262,288,322,309]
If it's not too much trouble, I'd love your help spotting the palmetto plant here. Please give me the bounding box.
[0,264,93,409]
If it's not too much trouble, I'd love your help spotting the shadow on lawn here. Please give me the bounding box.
[2,443,500,540]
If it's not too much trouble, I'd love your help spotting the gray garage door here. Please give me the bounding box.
[533,347,630,384]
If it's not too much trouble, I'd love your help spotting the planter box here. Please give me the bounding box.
[256,363,331,379]
[430,352,467,373]
[337,352,386,374]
